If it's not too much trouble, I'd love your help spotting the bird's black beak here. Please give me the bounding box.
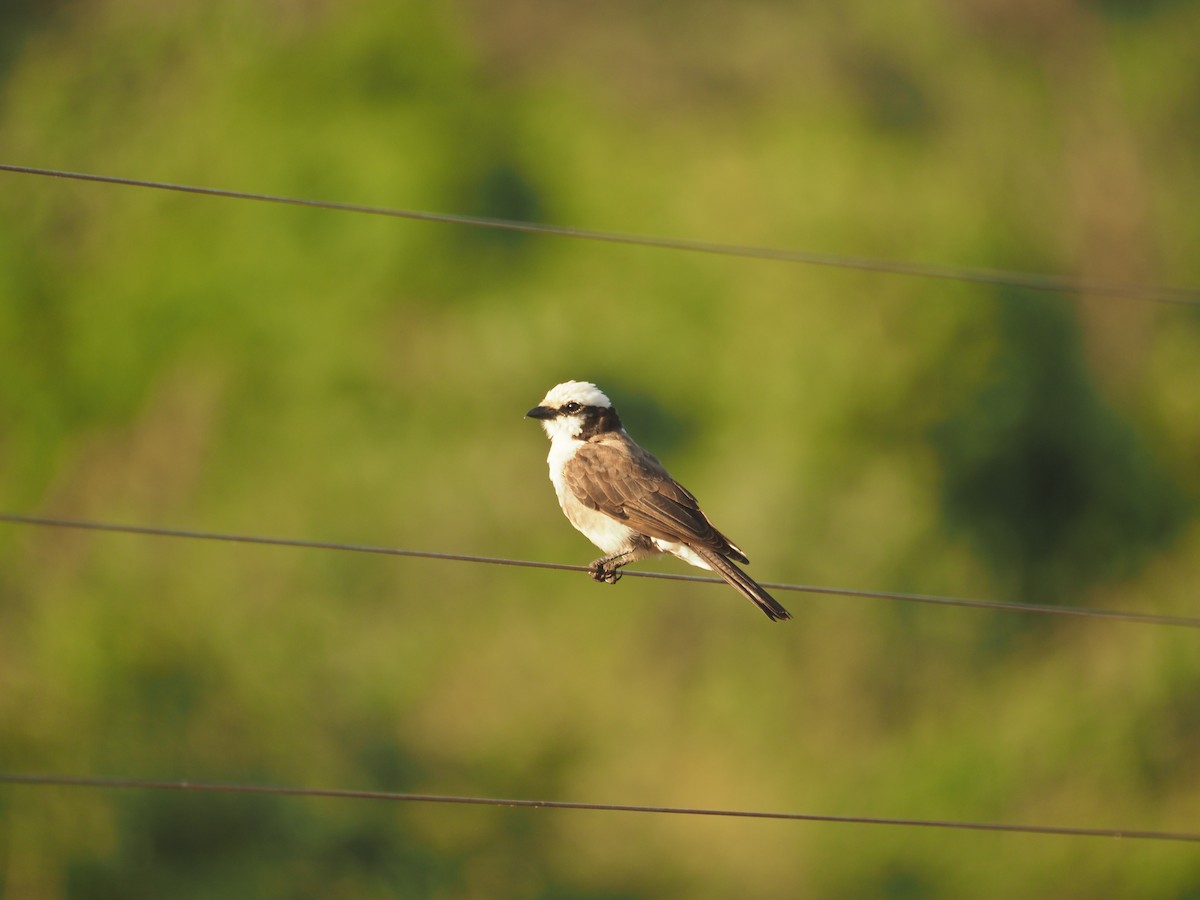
[526,405,557,420]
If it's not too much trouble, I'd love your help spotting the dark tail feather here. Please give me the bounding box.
[695,547,792,622]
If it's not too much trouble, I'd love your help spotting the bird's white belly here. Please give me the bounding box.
[547,438,638,554]
[560,493,638,554]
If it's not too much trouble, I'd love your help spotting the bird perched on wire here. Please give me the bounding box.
[526,381,791,622]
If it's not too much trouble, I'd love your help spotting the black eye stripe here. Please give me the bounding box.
[562,401,582,413]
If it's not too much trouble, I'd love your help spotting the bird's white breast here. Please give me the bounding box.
[546,436,638,555]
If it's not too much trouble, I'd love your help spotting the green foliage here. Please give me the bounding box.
[2,1,1199,897]
[932,295,1191,606]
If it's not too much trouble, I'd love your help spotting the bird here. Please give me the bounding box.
[526,380,791,622]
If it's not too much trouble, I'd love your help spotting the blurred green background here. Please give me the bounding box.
[2,0,1199,896]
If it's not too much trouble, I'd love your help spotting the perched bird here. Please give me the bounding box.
[526,380,791,622]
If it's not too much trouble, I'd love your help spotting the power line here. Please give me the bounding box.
[2,772,1196,844]
[2,512,1197,629]
[2,163,1197,306]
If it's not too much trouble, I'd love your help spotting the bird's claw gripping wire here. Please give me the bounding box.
[588,559,623,585]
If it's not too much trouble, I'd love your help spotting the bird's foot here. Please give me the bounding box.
[588,559,623,585]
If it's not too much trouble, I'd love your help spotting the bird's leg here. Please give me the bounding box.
[588,550,636,585]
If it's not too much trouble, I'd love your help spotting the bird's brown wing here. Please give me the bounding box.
[563,437,748,562]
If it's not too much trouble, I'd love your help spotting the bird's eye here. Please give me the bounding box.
[562,401,582,414]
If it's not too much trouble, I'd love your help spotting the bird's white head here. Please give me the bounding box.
[526,381,619,442]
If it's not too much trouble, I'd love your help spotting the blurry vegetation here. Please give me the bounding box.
[932,295,1191,606]
[1,0,1199,897]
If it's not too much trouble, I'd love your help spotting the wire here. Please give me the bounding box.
[3,513,1197,629]
[1,772,1196,843]
[2,163,1197,306]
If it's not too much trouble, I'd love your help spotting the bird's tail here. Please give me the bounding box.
[694,547,792,622]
